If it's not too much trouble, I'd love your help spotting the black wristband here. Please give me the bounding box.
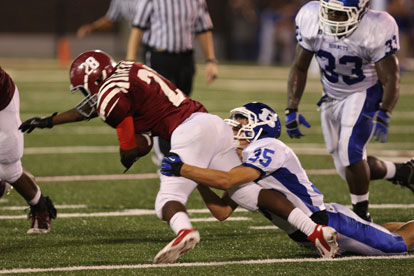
[205,58,217,64]
[379,108,391,117]
[285,108,298,115]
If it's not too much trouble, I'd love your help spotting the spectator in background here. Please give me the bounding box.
[274,1,303,65]
[388,0,414,71]
[228,0,259,61]
[77,0,138,38]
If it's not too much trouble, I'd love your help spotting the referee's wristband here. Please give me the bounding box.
[205,58,217,64]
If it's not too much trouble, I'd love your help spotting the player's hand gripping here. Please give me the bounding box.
[372,109,390,143]
[19,112,57,133]
[160,152,184,177]
[285,109,311,138]
[120,148,140,173]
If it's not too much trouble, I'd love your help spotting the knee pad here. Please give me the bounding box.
[0,160,23,184]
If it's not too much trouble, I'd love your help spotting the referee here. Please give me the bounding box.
[77,0,139,38]
[126,0,218,165]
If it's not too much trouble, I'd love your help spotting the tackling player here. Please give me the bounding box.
[160,102,413,256]
[284,0,414,221]
[0,66,56,234]
[19,50,338,263]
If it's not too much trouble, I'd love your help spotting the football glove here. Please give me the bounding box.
[285,109,311,138]
[160,152,184,177]
[120,148,140,173]
[19,112,57,133]
[372,109,390,143]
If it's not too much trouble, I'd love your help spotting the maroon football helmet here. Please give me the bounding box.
[69,50,117,118]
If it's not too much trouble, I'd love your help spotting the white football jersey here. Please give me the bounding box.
[295,1,399,99]
[242,138,325,216]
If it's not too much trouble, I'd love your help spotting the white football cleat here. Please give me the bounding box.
[307,225,339,258]
[154,229,200,264]
[0,179,12,199]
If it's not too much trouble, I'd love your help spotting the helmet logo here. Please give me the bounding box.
[82,57,100,75]
[258,108,275,127]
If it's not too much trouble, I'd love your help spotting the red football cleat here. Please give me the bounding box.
[307,225,339,258]
[154,229,200,264]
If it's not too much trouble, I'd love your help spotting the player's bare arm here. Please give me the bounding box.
[126,27,144,61]
[181,163,260,190]
[196,185,237,221]
[286,45,314,110]
[19,108,86,133]
[375,54,400,113]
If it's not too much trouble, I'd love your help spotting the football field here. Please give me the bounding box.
[1,58,413,275]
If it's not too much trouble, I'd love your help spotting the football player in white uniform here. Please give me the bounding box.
[285,0,414,221]
[0,66,56,233]
[161,102,413,256]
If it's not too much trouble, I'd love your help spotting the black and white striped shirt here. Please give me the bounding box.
[106,0,139,22]
[132,0,213,53]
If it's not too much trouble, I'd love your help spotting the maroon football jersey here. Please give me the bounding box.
[97,61,207,140]
[0,67,16,111]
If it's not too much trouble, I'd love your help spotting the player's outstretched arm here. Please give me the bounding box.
[197,185,238,221]
[285,45,313,138]
[19,108,86,133]
[161,152,260,189]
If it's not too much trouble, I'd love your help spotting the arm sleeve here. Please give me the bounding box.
[242,139,286,180]
[116,116,137,150]
[194,0,213,33]
[106,0,121,21]
[132,0,152,29]
[370,13,400,63]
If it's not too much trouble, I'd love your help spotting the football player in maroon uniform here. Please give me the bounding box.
[20,50,338,262]
[0,66,56,233]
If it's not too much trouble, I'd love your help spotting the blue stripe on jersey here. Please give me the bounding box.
[348,82,383,164]
[271,168,322,214]
[327,211,408,254]
[242,163,266,181]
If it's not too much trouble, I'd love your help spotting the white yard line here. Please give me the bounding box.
[1,205,413,220]
[35,173,159,182]
[0,204,87,211]
[0,255,413,274]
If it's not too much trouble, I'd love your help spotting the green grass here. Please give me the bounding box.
[0,59,414,275]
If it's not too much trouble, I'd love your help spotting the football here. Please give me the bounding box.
[135,132,153,156]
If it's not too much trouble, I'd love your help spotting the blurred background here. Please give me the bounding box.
[0,0,412,70]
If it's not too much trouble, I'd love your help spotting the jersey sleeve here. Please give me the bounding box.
[132,0,152,29]
[194,0,213,33]
[241,139,286,180]
[97,88,131,128]
[368,12,400,63]
[294,1,319,52]
[105,0,122,21]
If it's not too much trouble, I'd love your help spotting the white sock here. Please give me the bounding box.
[383,161,397,179]
[350,193,369,205]
[28,188,41,206]
[169,211,193,235]
[287,208,317,236]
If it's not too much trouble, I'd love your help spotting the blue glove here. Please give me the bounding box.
[160,152,184,177]
[372,109,390,143]
[285,109,311,138]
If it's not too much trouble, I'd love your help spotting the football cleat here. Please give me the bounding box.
[0,179,12,199]
[307,225,339,258]
[27,196,57,234]
[352,201,373,222]
[154,229,200,264]
[389,159,414,194]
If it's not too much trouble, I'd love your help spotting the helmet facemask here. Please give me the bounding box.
[319,0,369,37]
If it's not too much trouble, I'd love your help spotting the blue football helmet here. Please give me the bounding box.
[225,102,281,143]
[319,0,370,37]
